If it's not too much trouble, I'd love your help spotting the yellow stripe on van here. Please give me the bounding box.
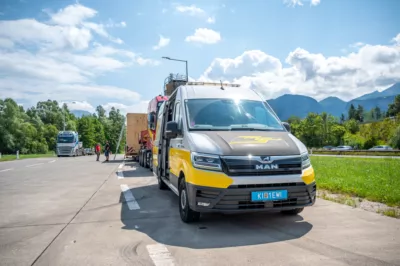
[152,146,158,167]
[301,166,315,184]
[169,148,233,188]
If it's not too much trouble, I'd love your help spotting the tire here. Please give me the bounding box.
[281,208,304,215]
[178,177,200,223]
[149,154,153,171]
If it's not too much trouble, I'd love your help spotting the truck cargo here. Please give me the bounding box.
[151,75,317,223]
[125,113,148,161]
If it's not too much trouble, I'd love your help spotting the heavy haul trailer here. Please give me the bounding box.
[153,80,317,223]
[125,113,148,161]
[139,74,187,170]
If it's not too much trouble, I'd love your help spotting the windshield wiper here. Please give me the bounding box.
[229,125,273,131]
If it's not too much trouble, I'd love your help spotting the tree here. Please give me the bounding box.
[387,95,400,117]
[356,104,364,122]
[375,106,382,120]
[340,114,345,124]
[348,104,356,120]
[389,125,400,149]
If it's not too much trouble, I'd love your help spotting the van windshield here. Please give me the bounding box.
[185,98,284,131]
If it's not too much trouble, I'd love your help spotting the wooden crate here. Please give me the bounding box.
[125,113,148,155]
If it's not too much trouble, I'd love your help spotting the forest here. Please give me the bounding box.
[0,98,126,154]
[0,94,399,155]
[287,95,400,149]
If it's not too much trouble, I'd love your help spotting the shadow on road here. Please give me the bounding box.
[119,184,313,249]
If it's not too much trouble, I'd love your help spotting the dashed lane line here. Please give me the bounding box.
[26,163,44,168]
[120,184,140,210]
[146,244,176,266]
[48,160,56,163]
[117,170,124,179]
[0,168,13,172]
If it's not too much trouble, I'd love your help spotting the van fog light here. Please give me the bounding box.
[197,202,210,207]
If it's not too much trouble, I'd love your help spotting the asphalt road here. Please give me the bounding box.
[1,155,399,266]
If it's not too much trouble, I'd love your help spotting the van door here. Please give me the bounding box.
[169,100,183,189]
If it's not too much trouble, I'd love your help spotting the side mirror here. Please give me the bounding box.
[165,121,180,139]
[282,122,291,132]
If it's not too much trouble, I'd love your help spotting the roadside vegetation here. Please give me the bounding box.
[0,98,126,156]
[311,156,400,207]
[287,95,400,150]
[0,153,55,162]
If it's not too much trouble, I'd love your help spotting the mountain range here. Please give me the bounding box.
[70,83,400,121]
[267,83,400,121]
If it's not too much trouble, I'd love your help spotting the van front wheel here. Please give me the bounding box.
[179,178,200,223]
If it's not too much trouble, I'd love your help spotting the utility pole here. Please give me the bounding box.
[162,56,188,81]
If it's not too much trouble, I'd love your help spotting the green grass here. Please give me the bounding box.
[0,153,55,162]
[311,156,400,207]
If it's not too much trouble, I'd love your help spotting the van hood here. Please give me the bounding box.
[188,131,306,156]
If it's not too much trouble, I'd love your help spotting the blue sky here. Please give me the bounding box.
[0,0,399,113]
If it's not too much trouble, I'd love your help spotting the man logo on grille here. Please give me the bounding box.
[260,156,273,163]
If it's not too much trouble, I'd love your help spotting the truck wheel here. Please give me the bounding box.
[149,156,153,171]
[179,177,200,223]
[281,208,304,215]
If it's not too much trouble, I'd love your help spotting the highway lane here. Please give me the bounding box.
[1,155,399,266]
[0,157,59,172]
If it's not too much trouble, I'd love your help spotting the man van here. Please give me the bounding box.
[153,81,316,223]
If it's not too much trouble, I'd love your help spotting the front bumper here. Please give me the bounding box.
[186,181,316,213]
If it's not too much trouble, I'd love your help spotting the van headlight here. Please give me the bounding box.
[191,152,222,171]
[301,152,311,170]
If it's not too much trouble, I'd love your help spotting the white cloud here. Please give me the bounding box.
[103,101,150,114]
[175,4,205,16]
[185,28,221,44]
[392,33,400,46]
[0,3,159,110]
[199,33,400,101]
[0,37,14,48]
[311,0,321,6]
[284,0,321,7]
[63,101,95,112]
[153,35,170,50]
[207,16,216,24]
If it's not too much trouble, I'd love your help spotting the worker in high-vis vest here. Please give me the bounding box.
[95,143,101,161]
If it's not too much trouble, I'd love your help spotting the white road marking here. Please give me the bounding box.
[146,244,176,266]
[118,161,125,169]
[0,168,13,172]
[26,163,44,167]
[48,160,56,163]
[120,184,140,210]
[117,170,124,179]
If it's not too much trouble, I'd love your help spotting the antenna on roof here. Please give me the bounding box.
[220,80,224,90]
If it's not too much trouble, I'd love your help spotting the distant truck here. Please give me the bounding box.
[56,131,84,157]
[125,113,148,161]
